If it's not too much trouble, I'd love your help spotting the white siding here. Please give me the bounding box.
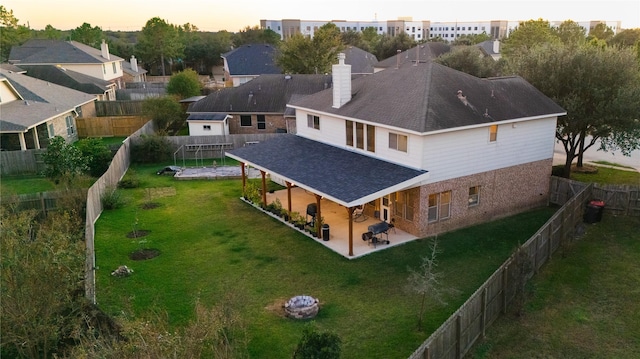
[0,80,20,103]
[188,121,227,136]
[421,117,557,183]
[63,62,123,81]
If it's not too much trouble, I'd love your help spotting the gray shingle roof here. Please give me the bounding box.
[226,134,428,206]
[9,39,123,64]
[290,61,566,133]
[0,69,96,133]
[342,46,378,74]
[18,65,110,95]
[375,43,451,69]
[222,44,281,76]
[188,74,332,114]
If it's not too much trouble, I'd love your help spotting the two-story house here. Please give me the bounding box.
[0,68,97,151]
[226,53,565,257]
[8,39,124,100]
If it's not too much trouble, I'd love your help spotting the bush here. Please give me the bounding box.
[76,138,113,177]
[130,135,172,163]
[101,186,124,210]
[118,169,140,189]
[293,324,341,359]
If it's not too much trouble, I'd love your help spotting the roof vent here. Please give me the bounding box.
[284,75,292,80]
[457,90,468,106]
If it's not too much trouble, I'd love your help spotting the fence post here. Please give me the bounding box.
[456,313,462,359]
[481,287,488,338]
[423,345,430,359]
[501,266,508,314]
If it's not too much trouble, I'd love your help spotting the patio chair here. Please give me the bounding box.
[353,205,367,222]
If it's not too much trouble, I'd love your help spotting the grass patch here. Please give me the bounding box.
[0,174,56,194]
[95,163,556,358]
[591,160,636,170]
[470,215,640,358]
[570,166,640,185]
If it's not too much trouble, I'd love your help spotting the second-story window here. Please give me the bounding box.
[102,64,106,74]
[307,114,319,130]
[112,62,117,73]
[389,132,408,152]
[489,124,498,142]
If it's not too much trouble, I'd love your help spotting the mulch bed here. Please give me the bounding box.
[129,248,160,260]
[126,230,150,238]
[141,202,161,210]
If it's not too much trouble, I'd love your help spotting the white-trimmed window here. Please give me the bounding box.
[394,191,414,221]
[307,114,320,130]
[346,121,375,152]
[203,125,211,131]
[428,191,451,223]
[112,62,117,73]
[102,64,106,74]
[257,115,266,130]
[240,115,252,127]
[65,115,75,135]
[468,186,480,206]
[48,123,55,138]
[489,124,498,142]
[389,132,408,152]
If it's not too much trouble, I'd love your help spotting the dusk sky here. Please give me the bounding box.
[5,0,639,32]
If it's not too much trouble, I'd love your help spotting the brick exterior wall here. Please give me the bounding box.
[228,113,289,134]
[392,159,553,238]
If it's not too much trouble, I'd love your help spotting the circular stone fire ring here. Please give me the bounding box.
[284,295,319,320]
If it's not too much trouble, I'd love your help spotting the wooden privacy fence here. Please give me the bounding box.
[84,120,157,303]
[407,183,593,359]
[77,116,149,138]
[2,189,86,217]
[95,100,145,116]
[0,149,45,175]
[162,133,283,163]
[549,176,640,217]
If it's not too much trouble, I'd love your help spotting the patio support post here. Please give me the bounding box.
[346,207,355,256]
[285,181,292,213]
[18,132,27,151]
[32,127,41,149]
[240,162,246,194]
[261,170,267,206]
[315,194,322,239]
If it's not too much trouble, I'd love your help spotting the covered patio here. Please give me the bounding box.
[226,135,430,258]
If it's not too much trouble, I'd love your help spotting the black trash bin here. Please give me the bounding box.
[584,200,605,224]
[322,224,330,241]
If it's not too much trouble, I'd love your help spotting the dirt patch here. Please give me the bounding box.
[141,202,161,210]
[126,230,150,238]
[129,248,160,260]
[265,298,288,317]
[571,165,598,174]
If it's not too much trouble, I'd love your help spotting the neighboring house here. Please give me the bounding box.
[226,53,565,256]
[0,68,97,151]
[221,44,281,87]
[476,40,502,61]
[122,55,148,83]
[8,39,124,100]
[14,64,114,101]
[342,46,378,75]
[187,74,333,135]
[374,43,450,71]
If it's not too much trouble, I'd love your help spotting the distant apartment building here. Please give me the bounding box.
[261,18,622,41]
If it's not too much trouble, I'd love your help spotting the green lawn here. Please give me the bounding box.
[469,215,640,358]
[571,166,640,185]
[95,163,556,358]
[0,174,56,195]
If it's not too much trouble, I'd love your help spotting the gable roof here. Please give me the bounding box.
[0,69,96,133]
[9,39,123,65]
[188,74,332,114]
[375,43,451,69]
[221,44,281,76]
[227,134,429,207]
[17,65,111,95]
[289,61,566,133]
[342,46,378,74]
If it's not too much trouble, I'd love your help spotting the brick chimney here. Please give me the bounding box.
[130,55,138,72]
[332,53,351,109]
[100,40,110,60]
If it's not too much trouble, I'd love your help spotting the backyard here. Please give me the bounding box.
[94,163,557,358]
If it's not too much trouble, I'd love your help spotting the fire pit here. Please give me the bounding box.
[284,295,319,319]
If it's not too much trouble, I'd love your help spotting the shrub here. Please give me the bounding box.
[118,169,140,189]
[293,324,341,359]
[76,138,113,177]
[130,135,172,163]
[101,186,124,210]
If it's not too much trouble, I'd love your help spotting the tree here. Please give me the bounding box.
[405,239,453,331]
[451,32,492,46]
[75,137,112,177]
[276,23,344,74]
[0,5,31,61]
[167,68,202,99]
[588,23,615,42]
[501,18,559,58]
[136,17,184,76]
[41,24,62,39]
[553,20,587,46]
[42,136,88,184]
[374,32,416,60]
[435,46,498,77]
[505,42,640,177]
[1,208,87,358]
[141,96,185,135]
[361,27,382,52]
[232,25,280,46]
[341,29,368,51]
[610,28,640,47]
[293,323,341,359]
[70,22,103,48]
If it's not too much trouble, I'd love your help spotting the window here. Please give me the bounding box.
[240,115,252,126]
[355,122,364,149]
[203,125,211,131]
[489,124,498,142]
[112,62,117,73]
[102,64,106,74]
[366,125,375,152]
[257,115,266,129]
[428,191,452,222]
[75,106,83,118]
[468,186,480,206]
[394,191,414,221]
[65,115,75,135]
[389,133,407,152]
[48,123,55,137]
[346,120,354,146]
[307,114,319,130]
